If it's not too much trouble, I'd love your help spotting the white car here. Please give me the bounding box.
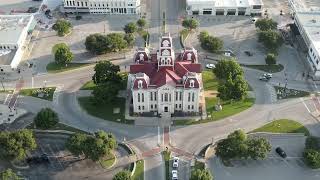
[172,157,179,168]
[263,73,272,79]
[206,64,215,69]
[172,170,178,180]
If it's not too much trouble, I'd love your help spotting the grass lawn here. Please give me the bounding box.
[19,87,56,101]
[242,64,284,73]
[173,97,254,125]
[274,86,310,99]
[99,153,116,169]
[132,160,144,180]
[193,161,205,170]
[202,70,219,91]
[46,62,92,73]
[27,122,88,134]
[80,80,96,90]
[163,150,171,180]
[78,97,134,124]
[252,119,310,136]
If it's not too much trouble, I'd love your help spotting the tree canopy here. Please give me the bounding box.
[92,61,121,84]
[52,19,72,36]
[124,22,137,34]
[124,33,135,46]
[53,43,74,64]
[215,130,271,161]
[217,74,248,101]
[303,149,320,169]
[34,108,59,129]
[213,59,243,80]
[0,130,37,161]
[190,169,213,180]
[258,30,283,53]
[255,18,278,31]
[182,19,199,30]
[113,170,132,180]
[66,131,117,162]
[85,33,128,55]
[198,31,223,53]
[0,169,19,180]
[265,53,276,65]
[137,18,147,28]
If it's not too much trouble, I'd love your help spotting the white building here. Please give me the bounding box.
[128,34,203,116]
[63,0,141,14]
[186,0,264,16]
[0,15,35,72]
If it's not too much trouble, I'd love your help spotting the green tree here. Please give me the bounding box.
[92,82,121,104]
[255,18,278,31]
[34,108,59,129]
[106,33,128,52]
[52,19,72,36]
[182,19,199,30]
[0,169,19,180]
[246,138,271,160]
[265,53,276,65]
[0,130,37,161]
[53,43,74,64]
[92,61,121,84]
[258,30,283,53]
[303,149,320,169]
[66,133,87,156]
[124,33,135,46]
[124,22,137,34]
[113,170,132,180]
[85,33,128,55]
[190,169,213,180]
[137,18,147,28]
[198,31,209,43]
[213,59,244,80]
[200,35,223,53]
[306,136,320,150]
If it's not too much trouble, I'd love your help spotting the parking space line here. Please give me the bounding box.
[300,97,310,113]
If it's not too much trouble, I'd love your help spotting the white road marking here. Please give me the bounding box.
[300,97,311,113]
[3,94,10,105]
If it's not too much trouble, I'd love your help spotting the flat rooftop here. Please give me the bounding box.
[0,15,32,45]
[0,49,17,65]
[187,0,263,7]
[295,11,320,55]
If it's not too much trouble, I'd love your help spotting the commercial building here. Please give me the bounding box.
[63,0,141,14]
[0,15,35,72]
[186,0,264,16]
[128,34,203,116]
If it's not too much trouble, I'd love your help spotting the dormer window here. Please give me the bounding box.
[187,53,192,60]
[138,80,143,89]
[139,53,144,61]
[189,79,195,88]
[161,58,165,65]
[166,58,171,65]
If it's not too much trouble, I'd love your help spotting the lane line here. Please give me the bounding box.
[300,97,310,113]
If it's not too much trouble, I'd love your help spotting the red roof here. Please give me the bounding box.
[130,52,201,88]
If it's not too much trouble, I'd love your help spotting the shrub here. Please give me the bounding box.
[34,108,59,129]
[303,149,320,169]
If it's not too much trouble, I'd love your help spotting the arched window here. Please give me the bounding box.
[165,93,168,102]
[161,58,165,65]
[166,58,171,65]
[162,40,170,47]
[190,80,195,88]
[187,53,192,60]
[138,80,143,89]
[162,49,170,56]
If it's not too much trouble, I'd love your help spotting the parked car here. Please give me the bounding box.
[275,147,287,158]
[172,170,178,180]
[244,51,253,56]
[259,76,269,82]
[206,64,215,69]
[263,73,272,79]
[172,157,179,168]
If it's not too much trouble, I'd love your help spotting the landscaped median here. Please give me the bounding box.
[162,150,171,180]
[46,62,92,73]
[19,87,56,101]
[274,86,310,100]
[99,153,116,169]
[251,119,310,136]
[132,160,144,180]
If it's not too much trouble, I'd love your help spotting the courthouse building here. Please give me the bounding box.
[128,34,203,116]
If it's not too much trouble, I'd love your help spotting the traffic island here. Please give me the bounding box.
[19,87,56,101]
[162,150,171,180]
[99,153,116,169]
[274,86,310,100]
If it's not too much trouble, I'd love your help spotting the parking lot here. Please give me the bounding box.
[0,0,42,14]
[17,133,130,180]
[208,134,320,180]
